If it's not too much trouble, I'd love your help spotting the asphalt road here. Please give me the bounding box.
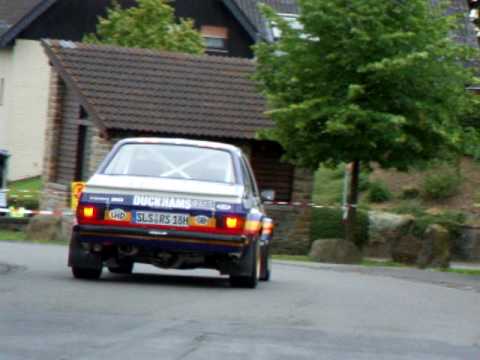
[0,242,479,360]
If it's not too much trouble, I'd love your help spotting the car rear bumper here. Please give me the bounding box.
[73,224,249,254]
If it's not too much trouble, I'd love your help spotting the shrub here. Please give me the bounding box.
[310,207,369,249]
[401,186,420,199]
[421,172,462,200]
[358,172,371,192]
[7,196,39,210]
[367,181,392,203]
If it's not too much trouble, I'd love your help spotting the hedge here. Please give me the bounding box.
[310,207,369,249]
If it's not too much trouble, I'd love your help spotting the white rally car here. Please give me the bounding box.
[69,138,274,288]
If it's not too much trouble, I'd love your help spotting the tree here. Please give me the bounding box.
[255,0,479,244]
[84,0,204,54]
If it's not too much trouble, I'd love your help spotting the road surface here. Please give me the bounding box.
[0,242,479,360]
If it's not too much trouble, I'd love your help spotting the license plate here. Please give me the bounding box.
[134,211,189,227]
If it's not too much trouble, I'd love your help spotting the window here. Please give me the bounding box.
[103,144,236,184]
[201,26,228,52]
[0,78,4,106]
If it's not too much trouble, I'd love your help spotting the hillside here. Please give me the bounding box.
[313,157,480,224]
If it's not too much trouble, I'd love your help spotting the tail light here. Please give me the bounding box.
[221,215,245,232]
[77,204,100,224]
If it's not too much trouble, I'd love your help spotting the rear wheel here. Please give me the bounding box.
[230,240,260,288]
[72,267,102,280]
[260,244,271,281]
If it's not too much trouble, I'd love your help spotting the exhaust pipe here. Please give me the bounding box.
[118,245,139,256]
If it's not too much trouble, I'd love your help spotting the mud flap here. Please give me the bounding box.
[68,233,102,270]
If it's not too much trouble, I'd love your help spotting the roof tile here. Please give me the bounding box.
[43,41,271,140]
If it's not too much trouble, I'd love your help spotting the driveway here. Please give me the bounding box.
[0,242,479,360]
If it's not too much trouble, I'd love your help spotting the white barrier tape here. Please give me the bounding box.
[2,189,66,195]
[0,207,74,217]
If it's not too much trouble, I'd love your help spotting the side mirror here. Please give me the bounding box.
[260,189,275,202]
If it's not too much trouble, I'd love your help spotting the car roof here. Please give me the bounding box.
[116,138,243,155]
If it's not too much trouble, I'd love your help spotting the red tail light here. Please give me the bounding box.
[77,204,99,223]
[221,215,245,232]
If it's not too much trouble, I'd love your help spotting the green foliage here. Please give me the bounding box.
[84,0,204,54]
[401,186,420,200]
[367,181,392,203]
[7,177,42,210]
[255,0,478,171]
[310,207,369,249]
[421,171,462,200]
[392,203,466,238]
[358,171,371,192]
[313,166,344,205]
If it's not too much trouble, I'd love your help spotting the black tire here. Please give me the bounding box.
[72,266,102,280]
[230,240,259,289]
[108,262,134,275]
[260,244,271,282]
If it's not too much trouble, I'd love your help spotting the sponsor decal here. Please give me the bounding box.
[195,215,209,225]
[70,182,86,210]
[105,208,131,222]
[189,215,216,227]
[133,195,214,210]
[110,197,125,203]
[216,203,232,211]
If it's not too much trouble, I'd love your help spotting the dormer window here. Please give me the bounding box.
[201,26,228,53]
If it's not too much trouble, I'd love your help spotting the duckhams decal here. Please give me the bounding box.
[132,195,215,210]
[82,193,239,211]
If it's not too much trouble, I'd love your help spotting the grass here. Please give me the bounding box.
[312,166,344,206]
[273,255,480,276]
[7,176,42,193]
[6,176,42,210]
[361,259,407,268]
[0,230,26,242]
[0,230,67,245]
[440,268,480,276]
[272,255,313,262]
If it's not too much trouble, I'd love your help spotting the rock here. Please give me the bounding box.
[309,239,362,264]
[367,211,416,258]
[391,234,423,264]
[417,224,450,269]
[25,214,74,242]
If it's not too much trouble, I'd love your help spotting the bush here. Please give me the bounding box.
[367,181,392,203]
[310,207,369,249]
[421,172,462,200]
[358,172,371,192]
[7,196,39,210]
[401,186,420,199]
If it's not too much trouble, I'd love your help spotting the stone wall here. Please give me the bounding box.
[454,226,480,261]
[268,168,314,255]
[41,182,69,210]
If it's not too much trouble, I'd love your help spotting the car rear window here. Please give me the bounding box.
[103,143,236,184]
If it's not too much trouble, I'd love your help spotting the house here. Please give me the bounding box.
[0,0,296,181]
[40,40,314,252]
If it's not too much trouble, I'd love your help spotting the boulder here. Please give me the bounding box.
[309,239,362,264]
[25,214,74,242]
[417,224,450,269]
[391,234,423,264]
[367,211,416,258]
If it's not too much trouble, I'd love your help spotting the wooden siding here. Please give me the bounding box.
[250,141,294,202]
[175,0,254,58]
[20,0,253,58]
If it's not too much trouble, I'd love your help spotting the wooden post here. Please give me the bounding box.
[345,160,360,244]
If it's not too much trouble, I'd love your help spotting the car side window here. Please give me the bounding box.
[241,156,259,198]
[240,158,254,197]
